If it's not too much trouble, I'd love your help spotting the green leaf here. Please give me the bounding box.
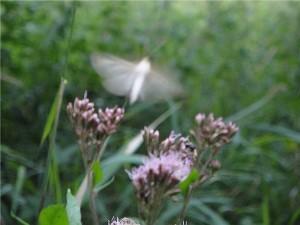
[92,161,103,186]
[42,79,67,203]
[38,204,68,225]
[94,176,114,193]
[66,189,82,225]
[40,93,59,145]
[179,169,199,195]
[40,79,67,145]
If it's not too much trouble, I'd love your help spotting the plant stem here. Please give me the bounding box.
[177,186,193,223]
[87,165,99,225]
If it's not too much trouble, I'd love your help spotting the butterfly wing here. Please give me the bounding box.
[141,68,184,101]
[90,53,138,96]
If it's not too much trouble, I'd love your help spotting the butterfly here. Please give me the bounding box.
[90,53,183,104]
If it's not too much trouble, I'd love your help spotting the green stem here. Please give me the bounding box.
[177,186,193,223]
[87,164,99,225]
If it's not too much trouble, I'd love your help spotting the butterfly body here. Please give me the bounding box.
[91,53,183,104]
[130,58,151,104]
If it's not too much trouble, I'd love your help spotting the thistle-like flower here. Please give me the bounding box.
[129,129,196,222]
[128,151,192,209]
[192,113,238,150]
[128,152,191,223]
[108,217,139,225]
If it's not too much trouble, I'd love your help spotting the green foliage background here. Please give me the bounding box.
[1,1,300,225]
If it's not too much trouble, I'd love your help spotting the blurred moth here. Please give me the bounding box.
[91,53,183,104]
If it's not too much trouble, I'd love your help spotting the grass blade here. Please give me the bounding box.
[10,212,30,225]
[11,166,26,213]
[40,79,67,208]
[11,166,29,225]
[227,84,286,122]
[262,195,270,225]
[40,91,59,145]
[190,200,229,225]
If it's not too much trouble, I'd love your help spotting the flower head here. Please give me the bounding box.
[108,217,139,225]
[143,128,197,164]
[97,107,125,136]
[67,96,124,143]
[192,113,238,150]
[67,97,99,138]
[128,151,192,204]
[67,95,125,163]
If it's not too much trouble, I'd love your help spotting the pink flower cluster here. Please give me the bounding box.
[108,217,139,225]
[128,129,195,205]
[97,107,125,135]
[128,152,192,202]
[143,128,197,165]
[193,113,238,150]
[67,96,124,146]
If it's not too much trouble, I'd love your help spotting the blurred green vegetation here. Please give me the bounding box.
[1,1,300,225]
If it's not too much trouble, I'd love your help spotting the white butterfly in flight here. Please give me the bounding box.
[90,53,184,104]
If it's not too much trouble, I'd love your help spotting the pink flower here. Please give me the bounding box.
[143,128,197,165]
[108,217,139,225]
[193,113,238,150]
[128,151,192,204]
[67,96,124,142]
[67,95,125,162]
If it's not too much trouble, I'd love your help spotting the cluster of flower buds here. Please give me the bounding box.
[67,95,124,162]
[143,128,197,165]
[108,217,187,225]
[108,217,139,225]
[97,107,124,135]
[192,113,238,151]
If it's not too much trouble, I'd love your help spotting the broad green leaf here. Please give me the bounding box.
[38,204,68,225]
[92,161,103,186]
[179,169,199,195]
[66,189,82,225]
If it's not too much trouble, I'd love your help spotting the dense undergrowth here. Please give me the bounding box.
[1,1,300,225]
